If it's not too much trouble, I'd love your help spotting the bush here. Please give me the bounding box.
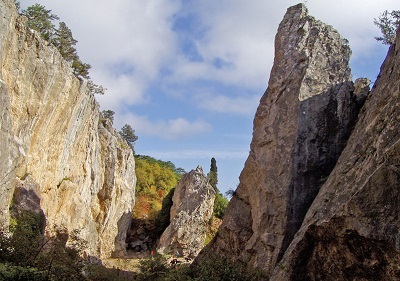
[0,263,48,281]
[134,254,263,281]
[136,254,170,281]
[190,255,263,281]
[0,210,87,280]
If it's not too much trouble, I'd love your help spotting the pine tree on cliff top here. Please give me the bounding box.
[22,4,59,42]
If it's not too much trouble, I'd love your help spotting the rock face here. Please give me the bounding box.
[0,0,135,258]
[270,27,400,281]
[158,166,215,258]
[198,3,363,276]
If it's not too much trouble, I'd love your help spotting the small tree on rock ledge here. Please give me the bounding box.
[374,10,400,45]
[119,124,138,153]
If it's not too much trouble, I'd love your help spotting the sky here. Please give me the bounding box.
[20,0,399,195]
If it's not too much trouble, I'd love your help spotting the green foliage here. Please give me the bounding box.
[0,211,88,280]
[53,22,78,62]
[133,155,184,223]
[0,263,48,281]
[22,3,105,94]
[206,157,229,218]
[72,59,91,79]
[87,80,106,95]
[207,157,218,190]
[374,10,400,45]
[135,254,263,281]
[22,4,59,42]
[136,254,170,280]
[190,255,263,281]
[135,155,183,193]
[101,110,115,124]
[213,192,229,219]
[119,124,138,152]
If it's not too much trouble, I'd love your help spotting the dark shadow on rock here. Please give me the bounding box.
[278,80,366,261]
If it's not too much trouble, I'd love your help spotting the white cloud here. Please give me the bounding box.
[117,113,212,140]
[20,0,399,125]
[142,149,248,160]
[197,93,260,115]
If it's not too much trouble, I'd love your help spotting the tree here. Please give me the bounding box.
[101,110,115,123]
[22,4,59,42]
[53,22,78,62]
[87,80,106,95]
[119,124,138,151]
[208,157,218,191]
[374,10,400,45]
[72,59,91,79]
[214,192,229,219]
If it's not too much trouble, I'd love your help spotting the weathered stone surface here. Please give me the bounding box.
[0,0,135,258]
[354,77,371,105]
[270,28,400,281]
[0,81,19,228]
[198,3,362,276]
[158,166,215,258]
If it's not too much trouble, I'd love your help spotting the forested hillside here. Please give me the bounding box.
[133,155,185,221]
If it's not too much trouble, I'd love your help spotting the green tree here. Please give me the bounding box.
[119,124,138,152]
[374,10,400,45]
[208,157,218,191]
[22,4,59,42]
[101,110,115,123]
[87,80,106,95]
[52,21,94,81]
[53,22,78,62]
[72,58,91,79]
[214,192,229,219]
[207,158,229,218]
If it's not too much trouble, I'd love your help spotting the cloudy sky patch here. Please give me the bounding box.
[20,0,399,192]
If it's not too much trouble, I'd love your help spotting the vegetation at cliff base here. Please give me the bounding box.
[136,253,263,281]
[133,155,186,232]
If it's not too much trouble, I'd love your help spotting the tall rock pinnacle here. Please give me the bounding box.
[197,3,362,276]
[158,166,215,258]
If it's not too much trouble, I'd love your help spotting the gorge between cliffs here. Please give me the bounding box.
[0,0,399,280]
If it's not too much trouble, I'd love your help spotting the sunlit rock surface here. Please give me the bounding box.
[0,0,135,258]
[198,3,364,277]
[158,166,215,258]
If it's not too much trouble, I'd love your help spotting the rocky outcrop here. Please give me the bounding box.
[198,3,363,276]
[0,0,135,258]
[158,166,215,258]
[270,27,400,281]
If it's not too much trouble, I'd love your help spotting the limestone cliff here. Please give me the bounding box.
[198,3,364,276]
[270,26,400,281]
[158,166,215,258]
[0,0,135,258]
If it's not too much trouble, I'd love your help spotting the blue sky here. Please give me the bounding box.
[21,0,398,194]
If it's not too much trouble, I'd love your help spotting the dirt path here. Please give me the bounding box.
[102,257,141,273]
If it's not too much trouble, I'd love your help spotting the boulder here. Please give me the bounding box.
[158,166,215,258]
